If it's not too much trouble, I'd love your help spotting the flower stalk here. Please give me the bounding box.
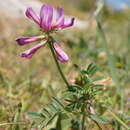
[48,36,70,88]
[81,112,86,130]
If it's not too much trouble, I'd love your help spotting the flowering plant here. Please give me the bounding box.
[14,2,130,130]
[16,4,74,62]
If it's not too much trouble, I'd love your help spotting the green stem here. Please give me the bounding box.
[48,38,70,88]
[91,118,102,130]
[96,19,119,88]
[108,110,130,130]
[96,18,124,112]
[81,113,86,130]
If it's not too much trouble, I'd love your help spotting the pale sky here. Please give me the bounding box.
[106,0,130,10]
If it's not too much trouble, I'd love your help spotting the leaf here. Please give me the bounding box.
[92,85,104,89]
[39,113,57,130]
[73,64,80,71]
[90,114,108,124]
[81,70,88,75]
[27,112,43,119]
[41,108,51,118]
[87,63,98,75]
[87,63,94,71]
[47,104,58,113]
[52,97,64,110]
[31,120,42,128]
[63,91,76,99]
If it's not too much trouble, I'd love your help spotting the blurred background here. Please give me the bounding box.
[0,0,130,129]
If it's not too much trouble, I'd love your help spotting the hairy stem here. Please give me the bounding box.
[81,113,86,130]
[48,37,70,88]
[90,117,102,130]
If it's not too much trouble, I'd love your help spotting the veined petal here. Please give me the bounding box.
[53,42,69,62]
[53,7,64,28]
[15,36,44,46]
[56,7,64,21]
[25,8,40,24]
[62,18,75,29]
[40,4,53,31]
[56,17,64,28]
[20,42,44,58]
[52,8,64,29]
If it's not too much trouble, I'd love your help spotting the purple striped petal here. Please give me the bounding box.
[20,43,44,58]
[15,36,43,46]
[25,8,40,24]
[62,18,75,29]
[40,4,53,31]
[56,8,63,20]
[53,7,64,28]
[53,42,69,62]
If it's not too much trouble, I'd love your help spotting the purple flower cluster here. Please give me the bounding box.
[26,4,74,32]
[16,4,75,62]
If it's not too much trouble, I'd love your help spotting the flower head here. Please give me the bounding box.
[25,4,75,32]
[15,4,75,62]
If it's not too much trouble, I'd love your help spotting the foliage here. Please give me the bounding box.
[27,63,109,129]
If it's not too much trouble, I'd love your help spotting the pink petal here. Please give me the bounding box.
[40,4,53,31]
[62,18,75,29]
[56,8,64,21]
[53,42,69,62]
[53,7,64,28]
[15,36,43,46]
[20,43,44,58]
[25,8,40,25]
